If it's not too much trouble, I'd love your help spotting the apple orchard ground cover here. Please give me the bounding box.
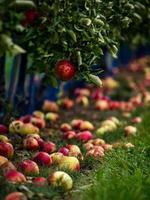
[0,58,150,199]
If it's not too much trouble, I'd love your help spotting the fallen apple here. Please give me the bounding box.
[50,152,64,164]
[31,117,46,129]
[0,124,8,134]
[33,152,52,166]
[42,100,59,112]
[18,160,39,176]
[58,147,69,156]
[45,112,59,122]
[95,100,109,111]
[0,155,8,167]
[0,142,14,158]
[124,126,137,136]
[33,177,47,186]
[0,135,9,143]
[86,146,105,159]
[131,117,142,124]
[60,123,72,132]
[76,131,93,142]
[61,98,74,109]
[58,156,80,171]
[0,161,16,176]
[66,144,82,158]
[5,170,26,183]
[20,123,39,135]
[20,115,32,123]
[79,121,94,131]
[33,110,45,119]
[48,171,73,190]
[71,119,83,129]
[76,96,89,107]
[5,192,27,200]
[42,141,56,153]
[23,137,39,151]
[9,120,24,134]
[63,131,76,140]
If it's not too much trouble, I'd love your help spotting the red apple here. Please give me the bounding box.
[31,117,46,129]
[23,137,39,151]
[58,147,69,156]
[0,142,14,158]
[61,98,74,109]
[0,161,16,176]
[55,60,76,81]
[109,101,120,110]
[42,100,59,112]
[26,134,44,148]
[36,138,44,149]
[66,144,82,158]
[86,146,105,159]
[95,100,109,111]
[33,152,52,166]
[42,141,56,154]
[22,9,39,26]
[0,124,8,134]
[76,131,93,142]
[91,89,103,100]
[131,117,142,124]
[18,160,39,176]
[33,177,47,186]
[5,192,27,200]
[20,115,32,123]
[60,123,72,132]
[71,119,83,129]
[63,131,76,140]
[5,170,26,183]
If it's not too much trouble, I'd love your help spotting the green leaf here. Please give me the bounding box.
[88,74,103,87]
[9,0,36,9]
[9,44,26,55]
[50,75,58,88]
[76,51,82,66]
[108,45,118,58]
[67,30,77,42]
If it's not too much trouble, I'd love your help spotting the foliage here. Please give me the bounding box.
[0,0,150,84]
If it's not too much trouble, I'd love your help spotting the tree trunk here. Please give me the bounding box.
[14,53,27,116]
[0,55,6,122]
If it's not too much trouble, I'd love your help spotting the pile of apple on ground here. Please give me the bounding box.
[0,56,150,200]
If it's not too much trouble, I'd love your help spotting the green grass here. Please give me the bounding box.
[82,107,150,200]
